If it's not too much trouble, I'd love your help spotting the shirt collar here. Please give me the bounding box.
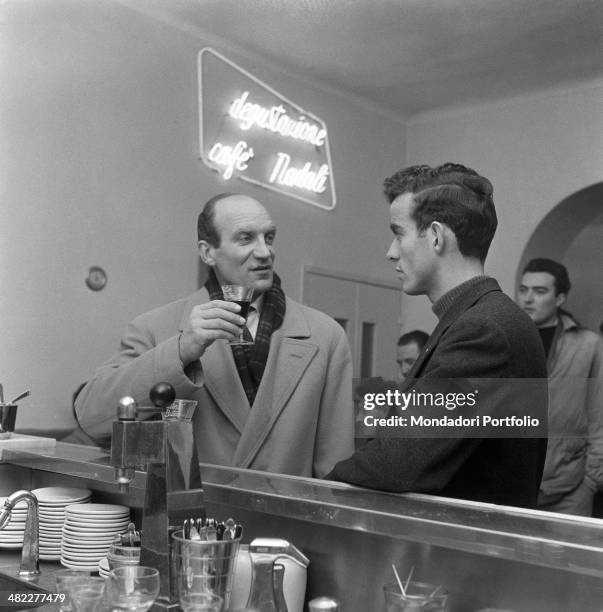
[251,293,264,315]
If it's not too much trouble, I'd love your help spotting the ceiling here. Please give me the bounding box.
[121,0,603,118]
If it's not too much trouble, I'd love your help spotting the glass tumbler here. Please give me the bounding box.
[107,543,141,570]
[179,592,223,612]
[67,576,106,612]
[106,565,160,612]
[171,530,240,611]
[55,570,91,612]
[383,581,448,612]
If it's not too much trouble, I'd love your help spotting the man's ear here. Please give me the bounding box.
[430,221,446,253]
[556,292,567,308]
[198,240,216,267]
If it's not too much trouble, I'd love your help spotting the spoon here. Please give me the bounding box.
[9,390,30,404]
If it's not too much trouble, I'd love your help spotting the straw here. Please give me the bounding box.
[404,565,414,593]
[429,584,442,598]
[9,390,30,404]
[391,564,406,597]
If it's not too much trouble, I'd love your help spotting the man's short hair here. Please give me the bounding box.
[197,193,237,246]
[384,165,432,202]
[383,163,498,262]
[397,330,429,349]
[523,258,571,296]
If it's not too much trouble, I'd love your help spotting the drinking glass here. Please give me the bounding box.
[0,403,17,439]
[55,570,91,612]
[106,566,160,612]
[171,530,240,611]
[383,581,448,611]
[68,576,106,612]
[107,542,141,569]
[161,399,198,423]
[179,592,223,612]
[221,285,254,345]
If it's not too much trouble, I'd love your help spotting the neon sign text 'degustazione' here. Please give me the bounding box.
[229,91,326,147]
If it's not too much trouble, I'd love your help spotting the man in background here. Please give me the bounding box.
[396,330,429,381]
[327,163,548,508]
[518,258,603,515]
[75,193,354,478]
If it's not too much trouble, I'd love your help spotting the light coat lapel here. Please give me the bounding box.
[233,332,317,468]
[201,342,250,434]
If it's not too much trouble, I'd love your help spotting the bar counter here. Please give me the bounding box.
[2,442,603,611]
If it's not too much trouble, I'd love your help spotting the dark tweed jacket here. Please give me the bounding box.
[327,276,548,508]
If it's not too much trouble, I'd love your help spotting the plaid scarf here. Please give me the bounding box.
[205,269,286,405]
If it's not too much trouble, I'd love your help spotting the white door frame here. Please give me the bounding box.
[301,265,402,377]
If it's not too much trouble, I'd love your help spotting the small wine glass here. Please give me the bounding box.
[221,285,254,345]
[106,566,160,612]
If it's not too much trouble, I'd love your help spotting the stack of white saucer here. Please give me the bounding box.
[60,503,130,572]
[0,497,27,549]
[33,487,91,561]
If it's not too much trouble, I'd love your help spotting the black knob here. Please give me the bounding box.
[149,382,175,408]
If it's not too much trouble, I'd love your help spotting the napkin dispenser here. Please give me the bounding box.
[230,538,309,612]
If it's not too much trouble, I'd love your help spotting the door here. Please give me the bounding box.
[302,266,402,379]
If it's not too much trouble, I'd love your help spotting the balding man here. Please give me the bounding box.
[75,193,354,477]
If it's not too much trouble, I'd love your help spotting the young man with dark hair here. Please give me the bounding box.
[518,258,603,515]
[326,163,548,508]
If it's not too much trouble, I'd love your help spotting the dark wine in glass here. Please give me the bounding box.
[221,285,254,345]
[233,300,251,319]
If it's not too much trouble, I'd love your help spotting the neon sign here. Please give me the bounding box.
[207,141,254,180]
[198,48,336,210]
[229,91,327,147]
[269,153,329,193]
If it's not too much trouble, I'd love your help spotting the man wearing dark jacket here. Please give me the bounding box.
[326,163,548,509]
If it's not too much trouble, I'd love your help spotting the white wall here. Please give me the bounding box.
[4,2,602,431]
[0,1,407,429]
[401,80,603,334]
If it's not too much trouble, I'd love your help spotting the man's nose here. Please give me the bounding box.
[253,237,272,259]
[386,239,399,262]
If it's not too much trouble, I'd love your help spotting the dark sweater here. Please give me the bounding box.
[326,277,548,509]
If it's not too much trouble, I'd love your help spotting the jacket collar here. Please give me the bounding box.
[558,311,579,333]
[406,276,502,379]
[545,311,579,371]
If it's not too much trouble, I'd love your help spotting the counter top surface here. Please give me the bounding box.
[3,441,603,578]
[0,553,63,611]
